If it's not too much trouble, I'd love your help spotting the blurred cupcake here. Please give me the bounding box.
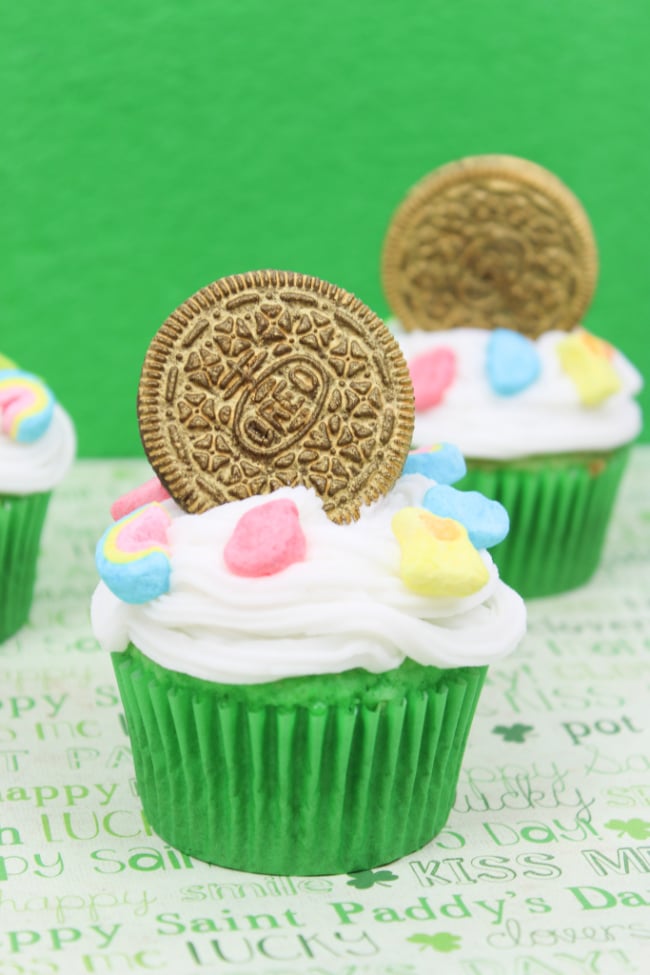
[0,354,76,640]
[91,271,526,875]
[382,155,643,598]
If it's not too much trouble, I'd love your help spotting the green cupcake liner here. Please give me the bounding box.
[113,645,487,875]
[458,445,631,599]
[0,491,51,642]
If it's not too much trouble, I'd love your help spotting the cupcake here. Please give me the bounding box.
[382,155,643,598]
[0,354,76,641]
[91,271,526,875]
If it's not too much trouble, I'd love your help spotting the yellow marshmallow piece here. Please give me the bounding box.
[557,331,621,406]
[392,507,489,598]
[0,354,18,370]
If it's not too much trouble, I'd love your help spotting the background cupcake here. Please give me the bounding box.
[0,354,76,640]
[91,270,526,875]
[382,155,643,599]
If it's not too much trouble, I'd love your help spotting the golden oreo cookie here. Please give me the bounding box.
[382,155,598,337]
[138,271,414,522]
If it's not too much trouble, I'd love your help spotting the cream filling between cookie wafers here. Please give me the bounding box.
[91,476,526,683]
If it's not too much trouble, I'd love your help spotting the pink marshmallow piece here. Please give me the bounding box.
[224,499,307,578]
[116,504,171,555]
[111,478,171,521]
[409,347,456,411]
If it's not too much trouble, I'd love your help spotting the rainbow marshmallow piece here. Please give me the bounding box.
[0,370,55,443]
[96,503,172,604]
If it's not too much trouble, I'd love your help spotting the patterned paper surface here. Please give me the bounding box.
[1,454,649,975]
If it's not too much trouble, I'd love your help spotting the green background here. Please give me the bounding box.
[2,0,648,456]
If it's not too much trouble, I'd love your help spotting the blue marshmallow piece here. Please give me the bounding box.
[422,485,510,550]
[403,442,467,485]
[486,328,541,396]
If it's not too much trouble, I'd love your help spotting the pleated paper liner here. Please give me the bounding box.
[458,445,631,599]
[113,646,487,875]
[0,491,51,642]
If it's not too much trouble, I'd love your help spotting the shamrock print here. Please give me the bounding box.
[407,932,462,952]
[604,818,650,840]
[346,868,399,889]
[492,723,535,743]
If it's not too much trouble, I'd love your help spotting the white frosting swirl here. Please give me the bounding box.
[0,405,76,494]
[393,325,642,459]
[91,476,526,684]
